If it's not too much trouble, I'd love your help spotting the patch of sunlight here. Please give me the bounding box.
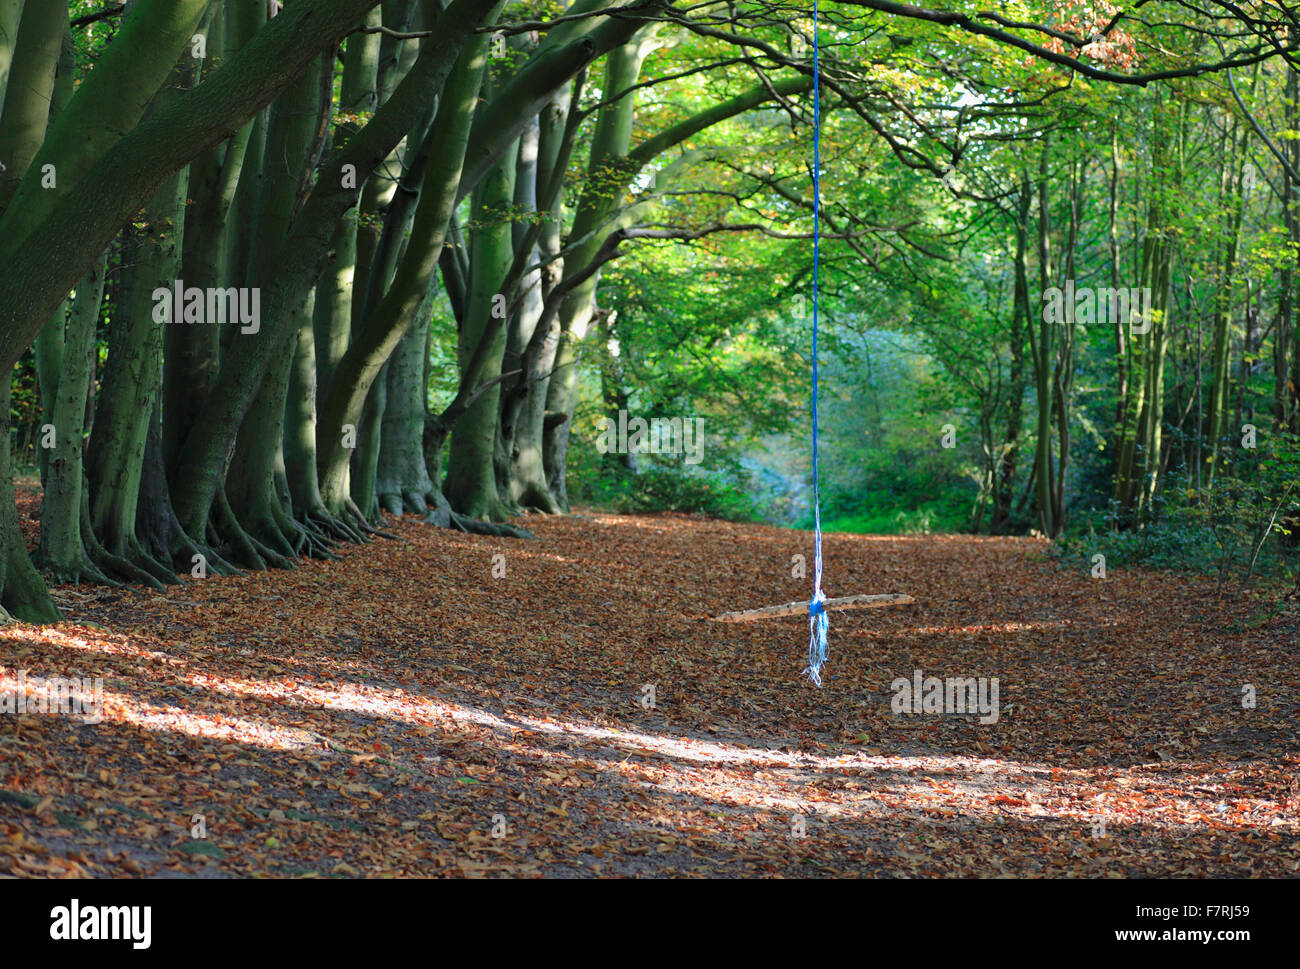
[0,670,316,751]
[110,694,319,750]
[896,621,1066,636]
[170,669,1034,774]
[500,549,587,566]
[0,626,179,665]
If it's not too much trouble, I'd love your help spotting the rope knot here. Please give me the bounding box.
[805,590,830,687]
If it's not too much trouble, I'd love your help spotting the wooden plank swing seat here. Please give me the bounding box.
[712,592,913,623]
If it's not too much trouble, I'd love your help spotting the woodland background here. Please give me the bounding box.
[1,1,1300,617]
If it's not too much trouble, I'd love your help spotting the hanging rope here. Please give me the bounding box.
[806,0,829,687]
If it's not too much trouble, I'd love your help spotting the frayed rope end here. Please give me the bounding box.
[805,591,829,687]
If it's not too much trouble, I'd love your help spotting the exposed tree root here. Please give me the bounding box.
[167,532,241,580]
[79,499,167,590]
[34,493,120,588]
[288,513,342,560]
[379,489,432,517]
[35,553,120,590]
[296,499,366,547]
[341,498,396,539]
[212,489,270,571]
[88,545,165,590]
[126,537,183,587]
[516,481,563,515]
[292,517,341,560]
[445,487,521,526]
[227,494,299,570]
[423,491,534,538]
[449,512,535,538]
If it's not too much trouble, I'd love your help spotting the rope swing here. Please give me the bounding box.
[808,0,828,684]
[709,3,913,684]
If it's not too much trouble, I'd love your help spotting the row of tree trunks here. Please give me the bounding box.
[0,0,819,622]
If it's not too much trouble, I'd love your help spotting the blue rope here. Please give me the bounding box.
[805,1,829,687]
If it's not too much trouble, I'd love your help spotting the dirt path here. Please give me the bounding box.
[2,508,1297,877]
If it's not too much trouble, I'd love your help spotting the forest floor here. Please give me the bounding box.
[1,487,1298,877]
